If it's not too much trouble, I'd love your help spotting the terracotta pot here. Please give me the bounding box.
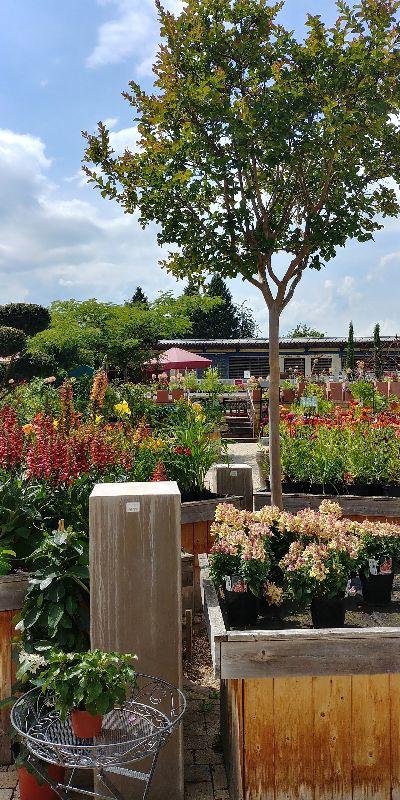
[281,388,296,403]
[19,765,65,800]
[156,389,169,404]
[389,381,400,399]
[171,389,184,400]
[71,709,103,738]
[375,381,389,397]
[328,382,343,403]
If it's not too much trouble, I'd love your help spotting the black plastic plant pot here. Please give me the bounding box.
[311,596,345,628]
[360,571,394,605]
[224,587,259,628]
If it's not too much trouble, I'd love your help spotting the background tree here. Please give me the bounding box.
[180,275,258,338]
[83,0,400,507]
[127,286,149,306]
[288,323,326,339]
[373,323,384,380]
[0,303,53,393]
[345,321,355,377]
[30,294,217,374]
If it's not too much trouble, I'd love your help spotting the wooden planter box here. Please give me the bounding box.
[200,556,400,800]
[181,496,243,611]
[0,573,29,764]
[375,381,390,397]
[253,491,400,522]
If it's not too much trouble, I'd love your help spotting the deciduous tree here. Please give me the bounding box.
[84,0,400,506]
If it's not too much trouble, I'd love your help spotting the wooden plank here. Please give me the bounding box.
[193,521,209,612]
[181,496,242,525]
[390,673,400,800]
[0,574,29,612]
[352,674,391,800]
[274,676,314,800]
[201,576,227,677]
[243,679,274,800]
[206,520,215,553]
[313,676,352,800]
[226,627,400,642]
[181,522,194,555]
[0,611,12,764]
[253,492,400,520]
[220,636,400,679]
[221,679,245,800]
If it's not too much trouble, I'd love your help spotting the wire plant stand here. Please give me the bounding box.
[11,673,186,800]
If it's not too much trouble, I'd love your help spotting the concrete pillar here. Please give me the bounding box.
[210,463,254,510]
[89,481,183,800]
[304,355,312,378]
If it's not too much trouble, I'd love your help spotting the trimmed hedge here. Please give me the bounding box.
[0,326,26,357]
[0,303,50,336]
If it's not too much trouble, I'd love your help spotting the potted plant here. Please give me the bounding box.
[209,504,272,627]
[37,650,137,739]
[356,521,400,605]
[14,745,65,800]
[281,532,361,628]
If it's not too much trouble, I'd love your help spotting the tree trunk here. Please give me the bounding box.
[268,305,283,509]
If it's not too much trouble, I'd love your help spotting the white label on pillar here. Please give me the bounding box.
[230,470,238,477]
[126,502,140,513]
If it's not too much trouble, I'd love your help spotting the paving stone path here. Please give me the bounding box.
[183,682,229,800]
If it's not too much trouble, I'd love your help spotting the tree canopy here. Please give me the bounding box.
[180,274,258,338]
[29,294,217,373]
[288,323,326,339]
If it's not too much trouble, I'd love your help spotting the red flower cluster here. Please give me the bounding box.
[0,407,23,470]
[173,446,192,456]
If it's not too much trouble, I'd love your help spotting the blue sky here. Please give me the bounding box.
[1,0,399,336]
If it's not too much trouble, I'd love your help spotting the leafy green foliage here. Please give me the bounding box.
[0,548,15,577]
[84,0,400,293]
[0,304,50,336]
[19,528,89,652]
[36,650,137,719]
[29,295,216,373]
[0,327,26,357]
[288,323,326,339]
[181,274,257,338]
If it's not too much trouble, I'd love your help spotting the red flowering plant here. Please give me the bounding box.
[209,504,282,603]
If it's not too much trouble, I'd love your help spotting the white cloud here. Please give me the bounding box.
[86,0,184,71]
[0,127,177,305]
[109,125,140,154]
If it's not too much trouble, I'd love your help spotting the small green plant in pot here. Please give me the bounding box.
[38,650,137,739]
[356,520,400,605]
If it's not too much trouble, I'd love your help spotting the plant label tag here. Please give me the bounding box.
[225,576,232,591]
[126,502,140,513]
[230,470,238,477]
[369,559,378,576]
[380,558,393,575]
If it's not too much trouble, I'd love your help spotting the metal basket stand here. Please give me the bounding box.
[11,673,186,800]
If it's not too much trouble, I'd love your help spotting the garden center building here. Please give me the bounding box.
[160,336,400,379]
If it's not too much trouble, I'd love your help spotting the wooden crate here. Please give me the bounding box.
[200,555,400,800]
[0,574,29,765]
[181,496,243,611]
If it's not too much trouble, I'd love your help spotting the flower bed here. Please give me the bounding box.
[279,404,400,495]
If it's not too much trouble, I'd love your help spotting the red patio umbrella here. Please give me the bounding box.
[146,347,212,371]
